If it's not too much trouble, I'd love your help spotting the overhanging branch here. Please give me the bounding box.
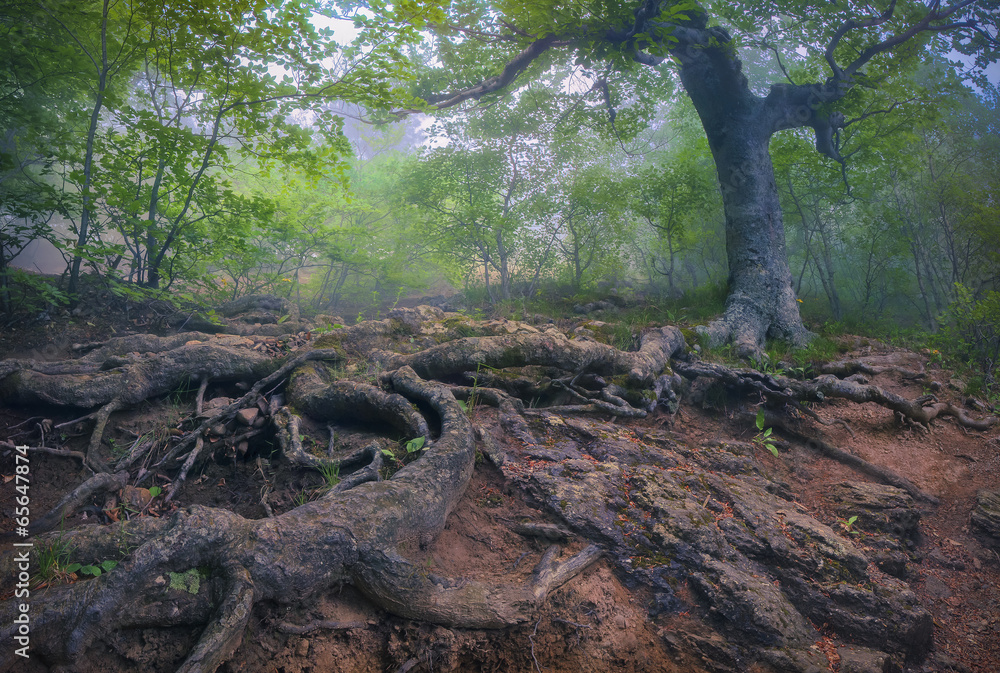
[422,34,569,109]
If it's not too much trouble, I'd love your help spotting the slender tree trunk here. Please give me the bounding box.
[68,0,112,302]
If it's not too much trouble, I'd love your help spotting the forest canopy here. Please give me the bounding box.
[1,0,997,361]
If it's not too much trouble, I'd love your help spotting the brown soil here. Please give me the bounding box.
[1,308,998,673]
[668,343,1000,673]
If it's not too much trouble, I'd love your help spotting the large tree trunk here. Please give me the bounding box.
[678,46,812,358]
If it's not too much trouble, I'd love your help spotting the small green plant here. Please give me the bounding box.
[35,539,74,585]
[317,462,341,489]
[753,354,785,377]
[753,409,780,457]
[293,490,310,507]
[65,559,118,578]
[838,515,861,535]
[405,436,426,453]
[168,375,199,406]
[462,363,486,416]
[148,486,163,498]
[107,437,128,460]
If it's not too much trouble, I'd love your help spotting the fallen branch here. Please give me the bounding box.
[0,441,86,462]
[758,409,939,505]
[277,620,366,635]
[26,470,129,535]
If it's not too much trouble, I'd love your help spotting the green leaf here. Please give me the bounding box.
[767,444,779,458]
[66,563,82,573]
[755,409,765,431]
[148,486,162,498]
[763,427,772,437]
[100,560,118,572]
[406,436,426,453]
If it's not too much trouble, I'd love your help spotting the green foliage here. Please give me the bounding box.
[405,436,427,453]
[838,515,861,535]
[0,269,71,316]
[168,376,199,406]
[65,559,118,578]
[934,285,1000,394]
[317,462,341,489]
[35,539,75,585]
[753,409,780,458]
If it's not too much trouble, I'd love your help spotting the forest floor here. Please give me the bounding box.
[1,290,998,673]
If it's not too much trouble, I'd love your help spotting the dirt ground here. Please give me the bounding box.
[1,306,999,673]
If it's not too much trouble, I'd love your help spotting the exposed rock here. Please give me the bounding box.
[828,481,920,539]
[838,645,901,673]
[971,489,1000,547]
[925,547,966,571]
[922,576,953,600]
[573,300,616,314]
[235,408,259,426]
[388,305,445,332]
[511,427,933,670]
[827,481,921,577]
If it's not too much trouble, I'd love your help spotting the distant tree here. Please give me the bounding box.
[10,0,437,298]
[387,0,998,355]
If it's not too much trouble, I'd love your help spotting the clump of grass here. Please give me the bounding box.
[317,462,340,490]
[35,539,74,586]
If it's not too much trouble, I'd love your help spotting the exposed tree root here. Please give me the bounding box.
[0,440,85,462]
[821,359,927,380]
[21,471,129,536]
[3,310,979,673]
[287,364,429,439]
[195,376,210,415]
[756,410,939,505]
[674,360,999,431]
[0,366,601,673]
[85,399,122,472]
[808,375,999,430]
[372,326,685,385]
[151,347,345,489]
[0,333,279,408]
[277,619,367,634]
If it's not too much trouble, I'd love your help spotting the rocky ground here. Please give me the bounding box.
[1,292,998,673]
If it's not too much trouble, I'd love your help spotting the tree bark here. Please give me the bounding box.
[677,35,813,357]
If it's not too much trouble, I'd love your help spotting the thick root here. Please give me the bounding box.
[0,334,280,408]
[674,360,999,431]
[27,471,128,535]
[372,326,685,386]
[287,365,430,438]
[175,564,255,673]
[352,545,602,628]
[1,366,598,673]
